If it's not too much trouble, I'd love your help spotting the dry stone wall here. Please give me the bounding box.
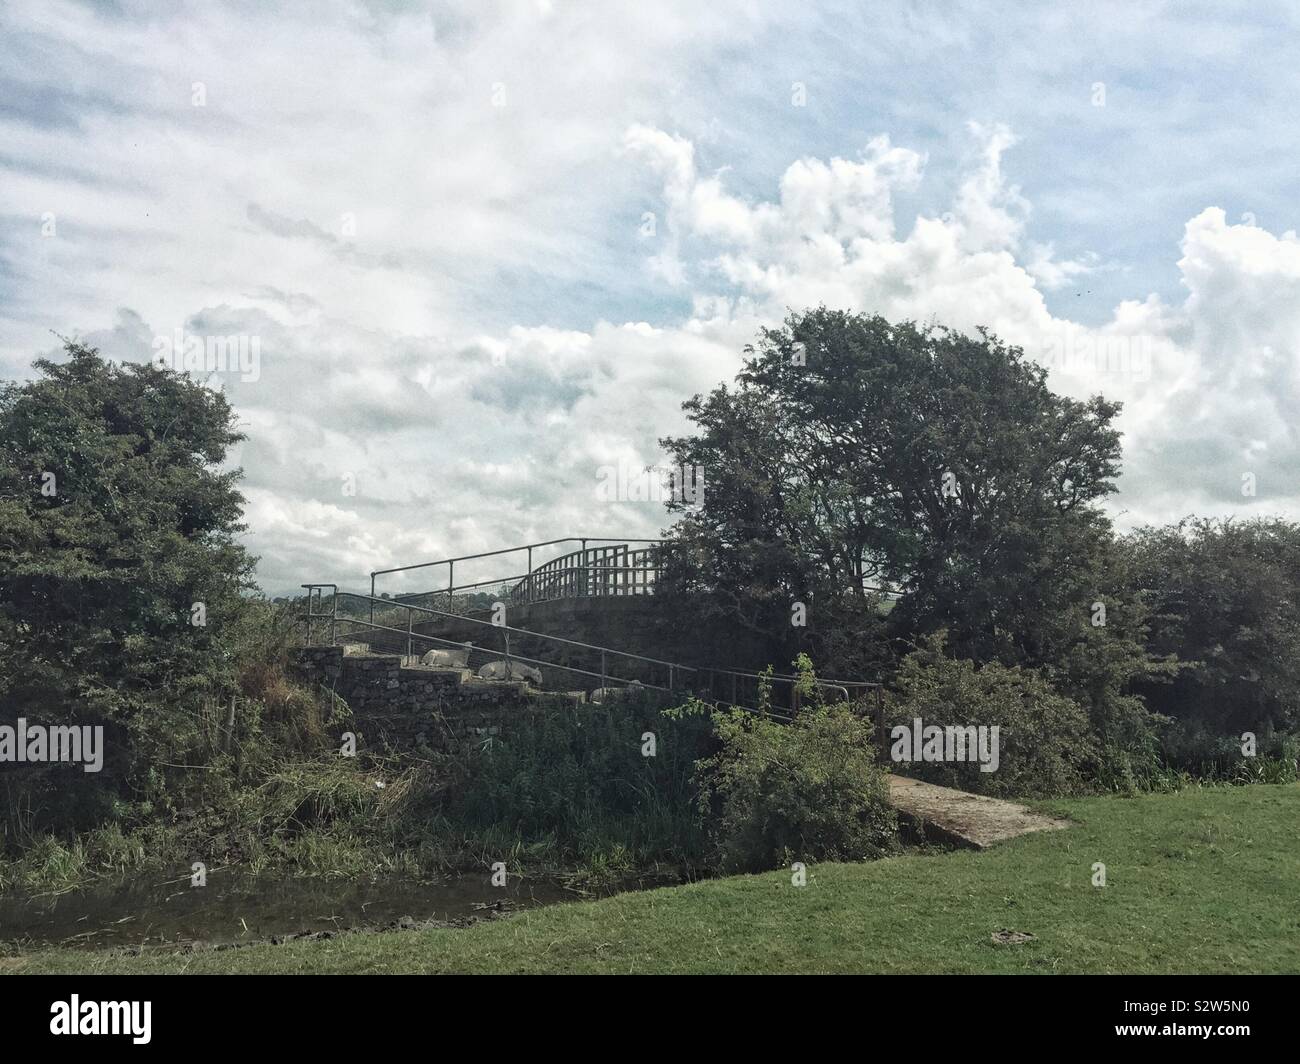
[290,646,584,753]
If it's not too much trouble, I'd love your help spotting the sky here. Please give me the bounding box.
[2,0,1298,597]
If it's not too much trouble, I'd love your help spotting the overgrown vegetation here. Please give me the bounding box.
[0,342,256,842]
[885,635,1096,798]
[436,694,716,883]
[3,331,1297,909]
[1124,516,1300,737]
[699,701,895,871]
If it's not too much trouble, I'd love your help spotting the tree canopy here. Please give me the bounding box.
[0,341,255,830]
[659,309,1158,736]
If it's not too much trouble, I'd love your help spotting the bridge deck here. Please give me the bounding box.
[887,775,1071,849]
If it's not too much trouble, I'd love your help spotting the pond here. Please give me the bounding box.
[0,871,580,951]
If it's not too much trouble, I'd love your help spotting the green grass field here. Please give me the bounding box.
[8,784,1298,974]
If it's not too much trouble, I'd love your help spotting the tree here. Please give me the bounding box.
[660,309,1161,740]
[1125,517,1300,736]
[0,341,255,835]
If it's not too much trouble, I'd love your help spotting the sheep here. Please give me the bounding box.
[420,641,473,668]
[477,660,543,685]
[589,680,644,703]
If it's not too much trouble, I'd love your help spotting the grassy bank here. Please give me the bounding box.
[9,784,1297,974]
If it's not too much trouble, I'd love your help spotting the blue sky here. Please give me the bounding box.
[2,0,1298,594]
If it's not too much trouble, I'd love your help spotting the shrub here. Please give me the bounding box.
[886,636,1096,798]
[443,694,716,868]
[1124,517,1300,735]
[1157,721,1299,785]
[696,701,896,872]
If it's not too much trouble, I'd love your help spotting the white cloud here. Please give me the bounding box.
[2,1,1298,595]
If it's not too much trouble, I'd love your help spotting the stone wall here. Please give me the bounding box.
[290,646,584,753]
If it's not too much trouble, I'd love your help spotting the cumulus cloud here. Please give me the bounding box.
[626,125,1300,529]
[2,1,1297,595]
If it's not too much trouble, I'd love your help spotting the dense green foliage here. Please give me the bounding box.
[659,309,1167,774]
[437,685,896,878]
[1124,517,1300,736]
[0,342,258,840]
[441,695,716,876]
[885,636,1095,797]
[660,311,1124,659]
[0,343,389,886]
[697,700,895,871]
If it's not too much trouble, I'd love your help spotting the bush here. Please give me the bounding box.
[442,694,716,871]
[1157,721,1299,785]
[1124,517,1300,735]
[697,701,896,872]
[886,636,1096,798]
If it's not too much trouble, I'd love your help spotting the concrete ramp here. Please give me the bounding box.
[887,774,1071,849]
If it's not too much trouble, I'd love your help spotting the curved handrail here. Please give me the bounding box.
[510,543,661,604]
[371,536,664,578]
[300,587,881,721]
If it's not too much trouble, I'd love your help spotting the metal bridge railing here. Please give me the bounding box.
[365,537,665,625]
[300,586,882,723]
[509,543,660,604]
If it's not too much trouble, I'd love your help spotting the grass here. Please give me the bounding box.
[7,784,1298,974]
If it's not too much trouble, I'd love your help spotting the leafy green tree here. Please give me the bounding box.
[1125,517,1300,735]
[659,310,1161,743]
[0,341,255,836]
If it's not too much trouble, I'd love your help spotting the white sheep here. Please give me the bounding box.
[420,641,473,668]
[477,660,543,685]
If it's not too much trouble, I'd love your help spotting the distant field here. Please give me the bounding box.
[10,784,1298,975]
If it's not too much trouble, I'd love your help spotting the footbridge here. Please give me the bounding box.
[300,537,882,720]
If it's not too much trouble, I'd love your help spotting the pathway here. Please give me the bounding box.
[887,774,1072,849]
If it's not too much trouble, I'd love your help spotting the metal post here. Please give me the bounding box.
[448,560,454,608]
[406,607,413,662]
[330,589,338,646]
[305,589,314,646]
[527,546,533,603]
[580,538,588,596]
[369,573,376,628]
[600,649,606,695]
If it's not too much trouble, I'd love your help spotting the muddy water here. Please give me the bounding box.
[0,873,577,950]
